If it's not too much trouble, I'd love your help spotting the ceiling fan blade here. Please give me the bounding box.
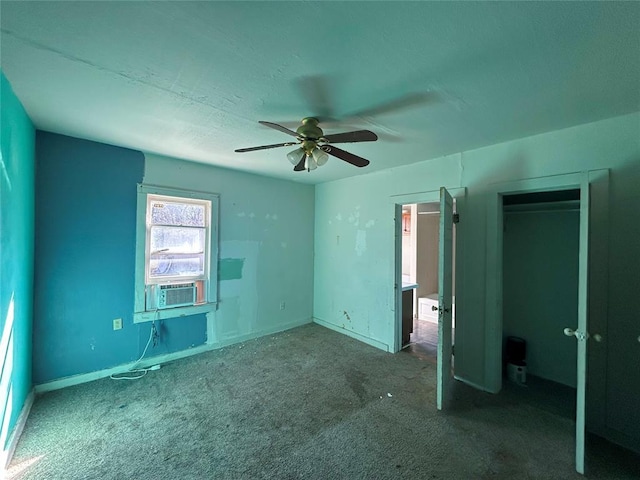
[259,121,299,137]
[294,75,335,122]
[293,154,307,172]
[323,145,370,168]
[344,92,432,118]
[235,142,297,153]
[323,130,378,144]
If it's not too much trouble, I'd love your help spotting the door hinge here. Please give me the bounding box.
[452,344,455,356]
[453,213,460,224]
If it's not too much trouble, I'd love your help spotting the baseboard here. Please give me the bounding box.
[2,389,35,470]
[313,317,389,352]
[35,344,216,393]
[207,317,312,349]
[591,427,640,455]
[35,318,313,394]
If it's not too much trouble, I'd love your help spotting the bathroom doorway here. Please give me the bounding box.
[393,186,462,410]
[401,201,456,363]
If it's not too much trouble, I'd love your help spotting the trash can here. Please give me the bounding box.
[506,362,527,384]
[505,336,527,384]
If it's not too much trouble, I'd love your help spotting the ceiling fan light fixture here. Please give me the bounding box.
[304,154,318,171]
[312,147,329,166]
[287,147,305,165]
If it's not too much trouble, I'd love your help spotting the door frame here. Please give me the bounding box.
[485,170,609,474]
[485,170,608,391]
[390,187,465,354]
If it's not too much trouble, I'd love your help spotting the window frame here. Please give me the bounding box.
[133,184,219,323]
[146,194,209,285]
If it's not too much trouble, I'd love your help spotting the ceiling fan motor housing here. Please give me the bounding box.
[296,117,324,141]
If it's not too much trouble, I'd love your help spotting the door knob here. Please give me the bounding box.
[564,328,602,342]
[432,305,451,313]
[563,328,587,341]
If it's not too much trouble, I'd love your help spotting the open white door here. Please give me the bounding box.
[437,187,454,410]
[563,175,590,474]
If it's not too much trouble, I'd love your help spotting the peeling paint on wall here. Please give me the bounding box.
[347,206,360,224]
[219,258,245,280]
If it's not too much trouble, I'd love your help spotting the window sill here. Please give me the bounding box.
[133,303,217,323]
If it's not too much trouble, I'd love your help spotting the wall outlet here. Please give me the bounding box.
[279,301,286,310]
[113,318,123,330]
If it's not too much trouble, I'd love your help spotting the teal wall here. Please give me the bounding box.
[33,132,210,384]
[143,154,315,345]
[503,208,579,388]
[313,112,640,447]
[0,72,35,449]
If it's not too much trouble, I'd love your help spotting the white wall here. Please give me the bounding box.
[313,112,640,448]
[313,154,462,351]
[401,234,412,277]
[144,154,315,345]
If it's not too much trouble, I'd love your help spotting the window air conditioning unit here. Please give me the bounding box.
[156,283,196,309]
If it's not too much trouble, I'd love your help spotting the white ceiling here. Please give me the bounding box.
[2,2,639,185]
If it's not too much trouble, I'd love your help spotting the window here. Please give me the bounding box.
[134,185,219,323]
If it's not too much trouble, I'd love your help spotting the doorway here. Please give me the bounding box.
[393,187,462,410]
[400,202,456,363]
[501,190,580,419]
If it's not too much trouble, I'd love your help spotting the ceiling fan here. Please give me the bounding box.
[235,117,377,172]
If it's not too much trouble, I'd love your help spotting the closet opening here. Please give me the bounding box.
[501,189,580,419]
